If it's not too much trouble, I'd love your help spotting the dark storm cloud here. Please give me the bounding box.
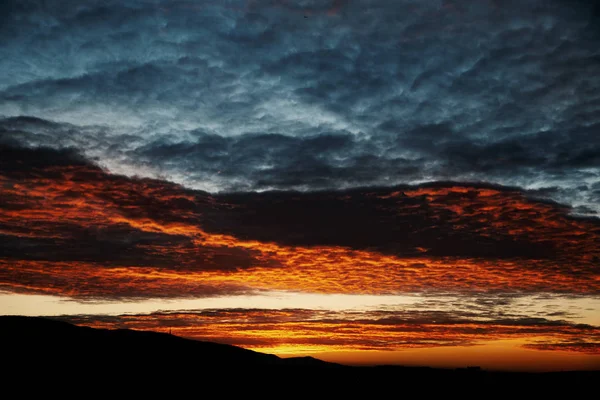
[0,0,599,213]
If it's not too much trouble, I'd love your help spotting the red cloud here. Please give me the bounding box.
[1,145,599,299]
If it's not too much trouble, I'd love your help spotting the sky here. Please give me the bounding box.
[0,0,599,371]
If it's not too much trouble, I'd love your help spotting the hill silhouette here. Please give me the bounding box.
[1,316,597,387]
[0,316,338,369]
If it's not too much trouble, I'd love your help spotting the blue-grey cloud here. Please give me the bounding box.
[0,0,599,213]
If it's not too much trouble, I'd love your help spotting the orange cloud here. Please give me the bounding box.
[59,309,600,356]
[1,146,599,299]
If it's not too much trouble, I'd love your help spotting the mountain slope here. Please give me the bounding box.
[0,316,337,370]
[1,315,597,388]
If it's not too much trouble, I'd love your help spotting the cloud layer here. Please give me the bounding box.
[57,307,600,355]
[0,1,599,212]
[1,143,598,299]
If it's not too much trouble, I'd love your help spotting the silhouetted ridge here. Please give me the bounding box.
[1,316,318,368]
[1,316,597,386]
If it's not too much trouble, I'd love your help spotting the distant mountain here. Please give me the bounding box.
[0,316,339,370]
[1,316,597,387]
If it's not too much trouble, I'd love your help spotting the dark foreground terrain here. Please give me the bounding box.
[1,316,597,388]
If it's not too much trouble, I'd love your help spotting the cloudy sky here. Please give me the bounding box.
[1,0,599,371]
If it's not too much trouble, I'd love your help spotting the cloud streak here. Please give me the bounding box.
[56,308,600,355]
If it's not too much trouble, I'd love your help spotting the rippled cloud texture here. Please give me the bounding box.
[1,0,599,212]
[1,144,599,298]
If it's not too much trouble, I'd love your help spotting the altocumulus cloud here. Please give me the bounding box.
[1,0,600,213]
[57,307,600,354]
[1,143,599,299]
